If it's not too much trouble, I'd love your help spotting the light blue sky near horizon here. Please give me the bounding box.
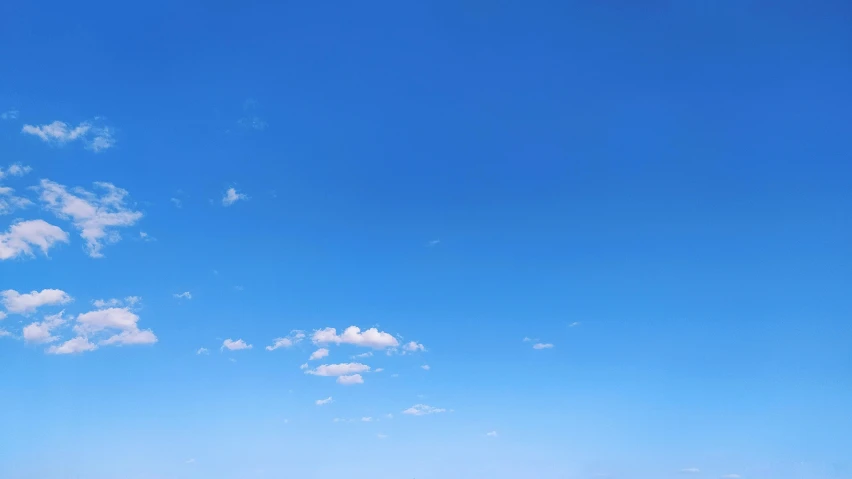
[1,1,851,478]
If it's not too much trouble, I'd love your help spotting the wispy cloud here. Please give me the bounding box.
[315,396,333,406]
[310,348,329,360]
[681,468,701,474]
[1,109,19,120]
[312,326,399,349]
[173,291,192,300]
[402,404,446,416]
[196,347,209,355]
[0,219,68,261]
[21,119,115,152]
[486,431,498,437]
[266,330,306,351]
[532,343,554,350]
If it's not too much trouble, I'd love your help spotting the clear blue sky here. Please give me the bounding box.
[1,1,850,478]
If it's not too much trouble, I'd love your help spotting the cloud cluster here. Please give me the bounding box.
[0,219,68,260]
[38,299,157,354]
[22,311,67,343]
[2,289,72,314]
[402,404,446,416]
[21,119,115,152]
[36,179,143,258]
[312,326,399,349]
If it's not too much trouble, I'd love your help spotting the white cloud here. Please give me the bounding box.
[0,219,68,260]
[299,363,309,370]
[721,475,741,479]
[305,363,371,377]
[522,337,533,342]
[421,364,430,370]
[139,231,154,242]
[1,109,18,120]
[221,187,247,206]
[0,329,10,337]
[173,291,192,300]
[352,351,373,359]
[36,179,143,258]
[681,469,701,474]
[185,458,196,464]
[315,396,333,406]
[532,343,554,350]
[266,330,306,351]
[222,338,252,351]
[403,341,426,352]
[238,116,267,130]
[361,416,373,422]
[196,347,209,355]
[337,374,364,385]
[570,321,581,327]
[7,163,31,176]
[0,311,6,320]
[402,404,446,416]
[92,296,138,309]
[2,289,72,314]
[22,311,67,343]
[374,368,384,373]
[486,431,498,437]
[47,336,97,354]
[312,326,399,349]
[310,348,329,360]
[21,120,115,152]
[76,307,140,333]
[100,329,157,346]
[170,197,182,208]
[0,186,33,215]
[377,433,388,439]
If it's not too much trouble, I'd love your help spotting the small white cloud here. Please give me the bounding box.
[0,219,68,260]
[337,374,364,385]
[1,289,72,314]
[385,413,393,419]
[305,363,371,377]
[427,239,440,247]
[361,416,373,422]
[352,351,373,359]
[22,311,67,343]
[402,404,446,416]
[403,341,426,352]
[421,364,430,370]
[377,433,388,439]
[222,187,247,206]
[0,329,11,337]
[315,396,333,406]
[299,363,309,370]
[486,431,498,437]
[222,338,252,351]
[681,468,701,474]
[36,179,143,258]
[1,109,19,120]
[522,337,533,342]
[374,368,384,373]
[47,336,97,354]
[185,458,195,464]
[99,329,157,346]
[170,197,182,208]
[21,119,115,152]
[266,330,306,350]
[139,231,155,242]
[312,326,399,349]
[721,475,741,479]
[0,186,33,215]
[569,321,581,327]
[310,348,329,360]
[532,343,554,349]
[173,291,192,300]
[196,347,209,355]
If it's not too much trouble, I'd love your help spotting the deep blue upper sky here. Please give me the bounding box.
[1,2,850,479]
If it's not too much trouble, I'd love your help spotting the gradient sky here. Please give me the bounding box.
[1,1,851,479]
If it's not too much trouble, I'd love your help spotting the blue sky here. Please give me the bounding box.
[1,1,851,478]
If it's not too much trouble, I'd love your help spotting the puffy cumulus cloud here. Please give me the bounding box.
[47,336,97,355]
[403,341,426,352]
[21,119,115,152]
[221,187,247,206]
[2,289,72,314]
[305,363,371,377]
[222,338,252,351]
[100,329,158,346]
[309,348,329,360]
[0,219,68,260]
[266,330,305,351]
[0,186,32,215]
[532,343,553,350]
[22,311,67,343]
[69,306,157,348]
[402,404,446,416]
[312,326,399,349]
[337,374,364,385]
[0,163,32,179]
[315,396,333,405]
[36,179,143,258]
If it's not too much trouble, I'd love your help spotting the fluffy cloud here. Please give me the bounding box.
[222,187,247,206]
[532,343,553,349]
[21,120,115,152]
[100,329,158,346]
[92,296,139,309]
[22,311,67,343]
[0,163,32,179]
[2,289,72,314]
[266,330,306,351]
[403,341,426,352]
[70,306,157,347]
[305,363,371,377]
[402,404,446,416]
[315,396,333,405]
[222,338,252,351]
[0,219,68,260]
[312,326,399,349]
[309,348,329,360]
[47,336,97,354]
[337,374,364,385]
[36,179,143,257]
[173,291,192,300]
